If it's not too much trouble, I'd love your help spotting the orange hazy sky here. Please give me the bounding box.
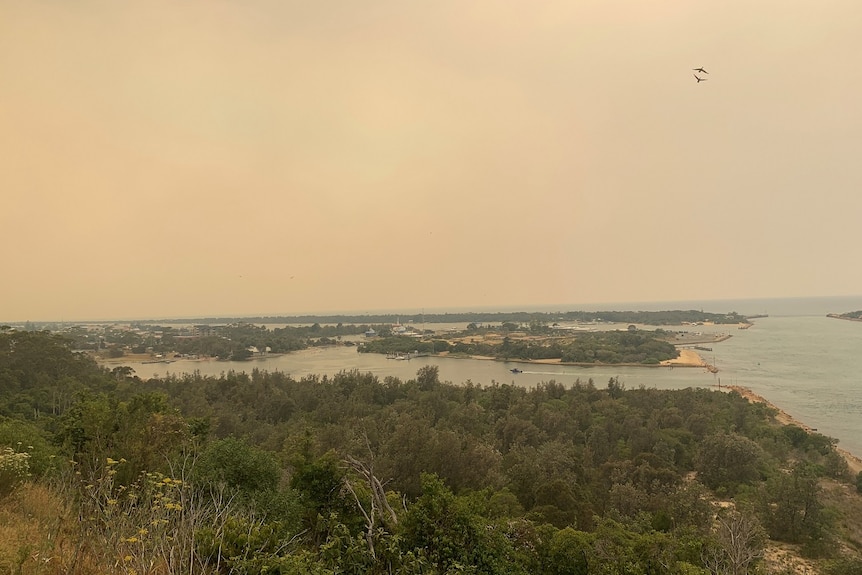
[2,0,862,321]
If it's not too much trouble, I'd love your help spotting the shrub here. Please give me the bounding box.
[0,447,30,495]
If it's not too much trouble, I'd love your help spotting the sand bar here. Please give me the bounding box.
[660,349,707,367]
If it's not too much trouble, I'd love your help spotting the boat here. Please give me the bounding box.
[510,368,523,374]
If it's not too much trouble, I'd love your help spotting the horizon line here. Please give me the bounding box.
[5,294,862,325]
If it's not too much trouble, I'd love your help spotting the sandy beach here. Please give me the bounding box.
[726,385,862,476]
[660,348,707,367]
[431,347,711,368]
[101,351,859,474]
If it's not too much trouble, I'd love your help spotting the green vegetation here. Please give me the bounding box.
[60,322,377,359]
[359,330,680,364]
[1,329,860,574]
[10,309,743,364]
[137,309,748,326]
[832,311,862,321]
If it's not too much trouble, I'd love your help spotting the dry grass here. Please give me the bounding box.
[4,467,860,575]
[0,482,114,575]
[821,477,862,555]
[761,541,821,575]
[0,466,224,575]
[0,482,74,575]
[755,477,862,575]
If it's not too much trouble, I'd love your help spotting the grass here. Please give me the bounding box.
[3,471,862,574]
[821,477,862,555]
[0,465,219,575]
[0,482,72,574]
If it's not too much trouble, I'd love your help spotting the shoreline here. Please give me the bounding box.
[100,351,860,474]
[97,325,736,371]
[827,313,862,323]
[436,350,710,370]
[724,385,862,476]
[412,351,710,371]
[102,347,713,371]
[96,353,282,365]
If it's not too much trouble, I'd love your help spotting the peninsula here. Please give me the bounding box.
[359,319,734,370]
[827,311,862,322]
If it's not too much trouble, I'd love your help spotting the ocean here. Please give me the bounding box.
[128,296,862,457]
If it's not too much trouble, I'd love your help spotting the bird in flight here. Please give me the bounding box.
[694,74,707,83]
[693,67,708,74]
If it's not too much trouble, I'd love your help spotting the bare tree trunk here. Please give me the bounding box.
[702,509,765,575]
[341,435,401,559]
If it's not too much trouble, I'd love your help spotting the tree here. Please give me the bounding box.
[607,376,625,399]
[194,436,281,496]
[543,527,591,575]
[56,392,120,470]
[341,452,399,560]
[823,449,849,480]
[696,432,764,493]
[415,365,439,391]
[760,463,827,546]
[532,479,583,528]
[111,365,136,381]
[113,393,189,481]
[702,510,766,575]
[401,473,508,574]
[230,348,253,361]
[290,447,357,545]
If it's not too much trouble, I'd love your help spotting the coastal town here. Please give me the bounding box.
[10,309,745,372]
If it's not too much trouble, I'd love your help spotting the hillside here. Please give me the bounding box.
[2,329,862,574]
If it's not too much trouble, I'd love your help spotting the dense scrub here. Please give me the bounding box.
[1,329,860,574]
[359,330,680,364]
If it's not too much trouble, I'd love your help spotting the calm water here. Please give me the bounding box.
[128,297,862,457]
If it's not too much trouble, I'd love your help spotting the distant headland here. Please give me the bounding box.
[827,311,862,322]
